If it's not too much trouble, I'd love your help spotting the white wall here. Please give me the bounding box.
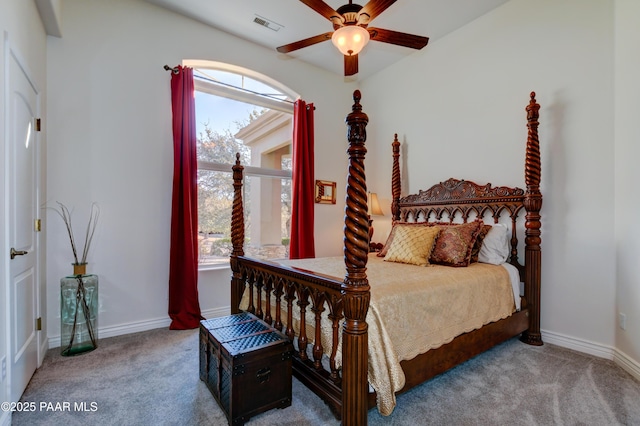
[45,0,355,342]
[614,0,640,365]
[0,0,48,421]
[362,0,622,356]
[22,0,640,384]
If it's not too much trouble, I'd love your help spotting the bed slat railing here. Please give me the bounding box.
[297,287,310,361]
[263,276,273,325]
[328,297,344,382]
[311,291,326,369]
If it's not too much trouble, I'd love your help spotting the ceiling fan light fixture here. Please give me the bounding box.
[331,25,370,56]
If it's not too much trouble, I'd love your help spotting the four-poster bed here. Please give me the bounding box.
[229,90,543,425]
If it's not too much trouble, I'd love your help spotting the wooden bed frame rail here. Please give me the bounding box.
[230,91,542,425]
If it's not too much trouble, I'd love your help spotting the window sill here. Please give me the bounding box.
[198,263,230,272]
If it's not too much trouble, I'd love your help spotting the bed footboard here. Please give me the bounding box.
[230,91,372,424]
[232,256,346,417]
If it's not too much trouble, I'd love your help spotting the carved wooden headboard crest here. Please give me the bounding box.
[396,178,526,224]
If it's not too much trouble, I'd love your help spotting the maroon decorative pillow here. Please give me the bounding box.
[377,222,431,257]
[429,221,484,267]
[470,224,492,263]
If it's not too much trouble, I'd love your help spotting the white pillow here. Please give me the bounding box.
[478,223,510,265]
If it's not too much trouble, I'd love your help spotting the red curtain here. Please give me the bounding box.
[168,65,202,329]
[289,100,315,259]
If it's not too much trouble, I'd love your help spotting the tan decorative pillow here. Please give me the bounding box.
[383,225,441,266]
[377,222,431,257]
[430,221,483,267]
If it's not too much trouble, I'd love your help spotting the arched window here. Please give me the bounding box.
[185,61,297,268]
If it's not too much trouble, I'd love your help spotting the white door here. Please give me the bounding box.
[7,48,40,403]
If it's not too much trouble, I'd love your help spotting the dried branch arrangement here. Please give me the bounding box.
[51,202,100,265]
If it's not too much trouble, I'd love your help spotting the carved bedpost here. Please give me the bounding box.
[391,134,401,222]
[520,92,543,346]
[230,153,245,314]
[342,90,371,426]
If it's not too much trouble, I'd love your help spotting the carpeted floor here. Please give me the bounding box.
[12,327,640,425]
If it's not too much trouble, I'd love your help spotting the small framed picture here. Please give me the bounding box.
[315,180,336,204]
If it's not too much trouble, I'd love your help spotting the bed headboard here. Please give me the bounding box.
[395,177,526,273]
[389,92,542,347]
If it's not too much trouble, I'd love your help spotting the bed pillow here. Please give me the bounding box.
[383,225,440,266]
[470,224,492,263]
[478,223,510,265]
[429,221,483,267]
[377,222,431,257]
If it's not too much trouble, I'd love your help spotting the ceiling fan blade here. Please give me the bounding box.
[344,54,358,76]
[367,27,429,50]
[359,0,397,23]
[300,0,343,24]
[276,32,334,53]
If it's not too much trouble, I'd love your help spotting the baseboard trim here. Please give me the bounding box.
[542,329,640,382]
[201,306,230,319]
[541,329,614,359]
[48,307,230,348]
[612,347,640,382]
[38,336,49,366]
[46,313,640,383]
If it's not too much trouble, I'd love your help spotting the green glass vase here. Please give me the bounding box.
[60,263,98,356]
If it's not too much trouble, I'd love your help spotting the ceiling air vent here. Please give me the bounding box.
[253,15,283,32]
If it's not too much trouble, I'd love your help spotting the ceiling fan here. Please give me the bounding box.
[276,0,429,76]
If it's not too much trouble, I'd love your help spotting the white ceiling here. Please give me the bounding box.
[146,0,509,79]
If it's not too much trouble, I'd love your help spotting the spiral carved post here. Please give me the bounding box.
[391,134,401,222]
[230,153,245,314]
[342,90,371,426]
[520,92,543,346]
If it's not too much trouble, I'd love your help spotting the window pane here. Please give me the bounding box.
[195,91,254,164]
[194,67,293,266]
[197,171,292,263]
[194,68,292,103]
[243,175,291,260]
[197,170,234,266]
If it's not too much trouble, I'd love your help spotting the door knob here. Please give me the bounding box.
[10,247,28,259]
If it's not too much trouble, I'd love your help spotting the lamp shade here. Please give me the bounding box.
[331,25,370,56]
[368,192,383,216]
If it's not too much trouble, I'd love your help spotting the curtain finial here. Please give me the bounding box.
[163,65,180,75]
